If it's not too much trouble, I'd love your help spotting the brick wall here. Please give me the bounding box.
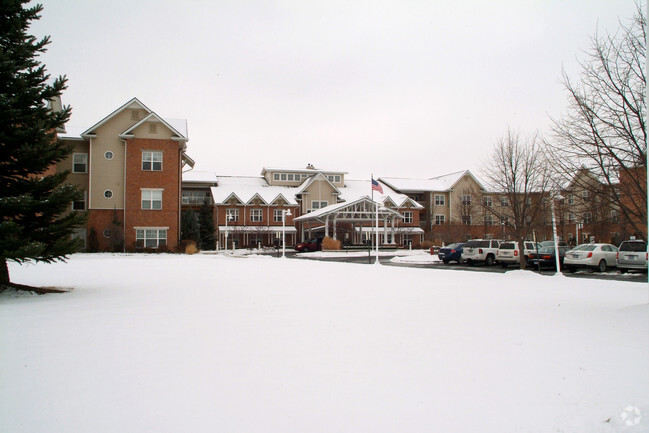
[124,138,181,251]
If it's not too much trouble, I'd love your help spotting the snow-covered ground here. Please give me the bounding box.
[1,253,647,433]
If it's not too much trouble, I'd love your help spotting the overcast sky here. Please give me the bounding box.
[32,0,640,180]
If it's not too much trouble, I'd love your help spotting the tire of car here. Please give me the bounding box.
[598,259,607,272]
[467,259,474,266]
[500,262,508,268]
[566,266,576,273]
[619,268,627,274]
[485,255,495,266]
[443,259,449,264]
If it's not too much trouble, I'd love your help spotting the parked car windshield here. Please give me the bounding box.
[619,241,647,252]
[445,243,462,249]
[465,240,490,248]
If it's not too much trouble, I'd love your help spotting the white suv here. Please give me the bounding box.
[461,239,501,266]
[496,241,541,267]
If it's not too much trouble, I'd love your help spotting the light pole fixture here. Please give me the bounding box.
[224,211,232,251]
[550,194,564,275]
[282,208,292,258]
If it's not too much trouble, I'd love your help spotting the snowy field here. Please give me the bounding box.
[1,253,647,433]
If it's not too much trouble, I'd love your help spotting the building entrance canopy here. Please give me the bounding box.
[294,196,404,242]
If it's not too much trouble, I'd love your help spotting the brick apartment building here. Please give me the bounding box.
[57,97,193,252]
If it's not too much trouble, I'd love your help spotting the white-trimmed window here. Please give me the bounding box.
[182,190,211,205]
[274,209,284,223]
[327,175,341,183]
[104,190,113,199]
[141,189,162,210]
[568,213,576,224]
[610,210,619,222]
[72,190,86,211]
[73,153,88,173]
[250,209,263,222]
[461,215,471,225]
[567,194,574,205]
[226,208,239,222]
[136,228,167,248]
[583,212,593,224]
[273,173,280,181]
[434,195,445,206]
[142,151,162,171]
[484,214,493,226]
[483,196,492,207]
[311,201,328,212]
[434,214,445,225]
[403,211,413,224]
[461,195,471,206]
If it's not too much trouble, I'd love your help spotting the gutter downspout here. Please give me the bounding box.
[121,139,127,252]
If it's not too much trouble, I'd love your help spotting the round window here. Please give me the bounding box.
[104,190,113,199]
[103,229,112,238]
[104,151,114,160]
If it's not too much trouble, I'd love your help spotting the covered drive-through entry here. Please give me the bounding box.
[294,196,411,246]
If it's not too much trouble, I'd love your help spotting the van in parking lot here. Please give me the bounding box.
[461,239,501,266]
[496,241,541,267]
[617,239,648,273]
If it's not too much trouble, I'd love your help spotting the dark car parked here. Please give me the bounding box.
[295,237,323,252]
[438,243,465,264]
[527,246,572,270]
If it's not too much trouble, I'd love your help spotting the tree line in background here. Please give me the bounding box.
[446,3,646,268]
[0,0,646,285]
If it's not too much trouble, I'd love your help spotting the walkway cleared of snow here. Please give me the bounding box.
[1,253,647,433]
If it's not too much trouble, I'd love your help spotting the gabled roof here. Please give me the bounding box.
[380,170,485,193]
[210,176,299,205]
[339,179,424,209]
[294,196,404,222]
[296,172,341,196]
[81,97,151,137]
[119,112,187,140]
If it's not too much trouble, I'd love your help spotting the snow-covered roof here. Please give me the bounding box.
[182,171,219,184]
[210,176,299,205]
[261,166,347,176]
[380,170,483,192]
[57,126,85,140]
[340,179,423,209]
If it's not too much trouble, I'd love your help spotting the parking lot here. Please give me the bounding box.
[290,251,648,283]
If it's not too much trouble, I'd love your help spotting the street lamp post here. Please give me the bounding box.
[550,194,564,275]
[282,208,292,258]
[224,211,232,251]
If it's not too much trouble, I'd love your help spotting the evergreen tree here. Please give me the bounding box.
[198,201,216,250]
[181,209,201,249]
[0,1,86,287]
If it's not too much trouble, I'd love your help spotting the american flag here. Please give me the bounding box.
[371,178,383,194]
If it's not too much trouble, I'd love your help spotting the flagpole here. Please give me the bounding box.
[374,176,380,264]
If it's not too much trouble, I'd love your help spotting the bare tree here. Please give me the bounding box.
[547,5,646,240]
[482,129,552,268]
